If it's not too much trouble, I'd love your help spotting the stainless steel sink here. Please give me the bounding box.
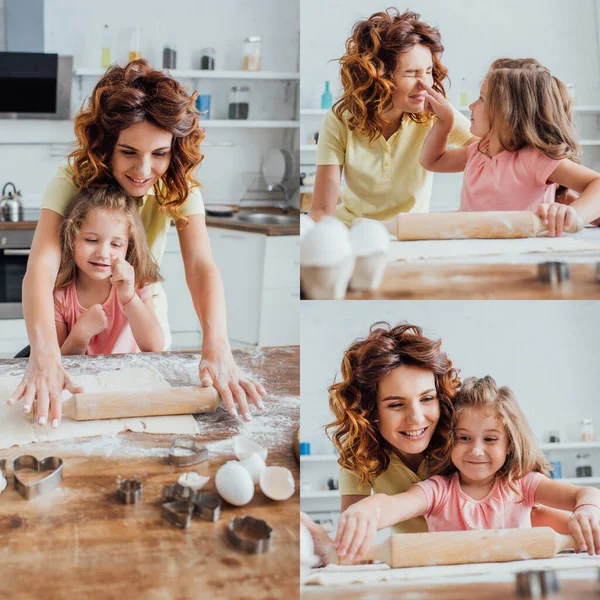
[236,213,299,226]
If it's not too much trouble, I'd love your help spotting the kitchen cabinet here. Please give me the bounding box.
[0,319,28,359]
[162,227,299,349]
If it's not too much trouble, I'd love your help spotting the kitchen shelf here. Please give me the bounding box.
[557,477,600,485]
[199,120,299,128]
[301,455,339,462]
[302,491,340,499]
[458,106,600,114]
[301,145,318,152]
[300,109,328,116]
[74,67,299,81]
[579,140,600,146]
[540,442,600,450]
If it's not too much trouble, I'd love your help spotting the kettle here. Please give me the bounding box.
[0,182,24,222]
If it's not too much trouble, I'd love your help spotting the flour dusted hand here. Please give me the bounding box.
[569,505,600,555]
[110,256,135,303]
[537,202,583,237]
[199,341,266,422]
[334,507,378,563]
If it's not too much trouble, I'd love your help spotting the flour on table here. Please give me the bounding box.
[0,366,198,450]
[391,237,600,262]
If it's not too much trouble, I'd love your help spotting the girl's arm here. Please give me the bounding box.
[9,209,83,427]
[177,214,266,421]
[309,165,343,221]
[542,159,600,236]
[335,486,428,562]
[123,296,164,352]
[55,305,109,356]
[534,477,600,554]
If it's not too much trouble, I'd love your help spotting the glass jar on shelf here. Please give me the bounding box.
[228,86,250,120]
[581,418,595,442]
[242,36,261,71]
[200,47,215,70]
[129,27,142,62]
[575,453,592,478]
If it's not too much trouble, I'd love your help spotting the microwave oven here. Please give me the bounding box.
[0,52,73,120]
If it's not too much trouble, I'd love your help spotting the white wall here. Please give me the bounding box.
[300,0,600,210]
[0,0,299,207]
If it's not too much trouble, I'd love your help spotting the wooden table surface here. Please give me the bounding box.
[0,346,299,600]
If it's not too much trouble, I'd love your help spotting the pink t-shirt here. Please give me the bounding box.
[415,471,543,532]
[460,142,561,212]
[54,282,152,355]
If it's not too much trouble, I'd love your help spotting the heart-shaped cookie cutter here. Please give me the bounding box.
[193,492,221,522]
[117,479,143,504]
[167,437,209,467]
[227,515,274,554]
[13,455,64,500]
[161,500,194,529]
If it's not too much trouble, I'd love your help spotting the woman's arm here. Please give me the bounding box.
[124,296,164,352]
[177,214,266,421]
[535,477,600,553]
[8,209,83,427]
[309,165,343,221]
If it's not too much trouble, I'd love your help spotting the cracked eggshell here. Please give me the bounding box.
[300,217,352,267]
[177,472,210,491]
[349,219,391,257]
[215,461,254,506]
[238,452,266,484]
[0,472,6,495]
[300,213,315,238]
[233,436,268,462]
[259,466,295,501]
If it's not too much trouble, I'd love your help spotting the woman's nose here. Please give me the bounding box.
[135,156,152,177]
[407,407,424,425]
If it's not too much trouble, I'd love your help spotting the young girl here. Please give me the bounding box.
[54,186,164,357]
[334,376,600,562]
[419,58,600,237]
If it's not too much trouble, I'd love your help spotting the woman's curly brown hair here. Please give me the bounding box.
[68,59,204,225]
[325,322,460,488]
[333,8,449,142]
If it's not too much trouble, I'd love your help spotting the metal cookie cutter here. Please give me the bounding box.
[227,515,274,554]
[538,262,570,284]
[117,479,143,504]
[162,482,196,503]
[161,500,194,529]
[13,455,64,500]
[193,492,221,522]
[167,437,209,467]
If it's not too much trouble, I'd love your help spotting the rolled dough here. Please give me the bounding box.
[305,554,600,586]
[391,237,600,262]
[0,366,198,450]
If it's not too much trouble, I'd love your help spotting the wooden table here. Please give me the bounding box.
[0,346,299,600]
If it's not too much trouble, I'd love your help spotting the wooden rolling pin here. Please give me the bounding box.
[61,386,221,421]
[384,211,583,241]
[329,528,576,568]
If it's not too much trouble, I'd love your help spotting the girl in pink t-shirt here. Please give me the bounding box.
[419,58,600,236]
[53,186,164,355]
[334,376,600,562]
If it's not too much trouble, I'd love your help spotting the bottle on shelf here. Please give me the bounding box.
[575,453,592,477]
[581,418,595,442]
[567,83,576,105]
[200,47,215,70]
[460,77,468,108]
[129,28,142,62]
[242,37,261,71]
[321,81,332,110]
[228,86,250,120]
[163,40,177,70]
[101,24,112,69]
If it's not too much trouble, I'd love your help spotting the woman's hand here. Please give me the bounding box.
[418,79,455,128]
[7,350,83,427]
[110,256,136,303]
[334,507,378,563]
[537,203,583,237]
[199,339,266,421]
[568,505,600,554]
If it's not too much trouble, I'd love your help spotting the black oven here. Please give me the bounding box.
[0,229,33,319]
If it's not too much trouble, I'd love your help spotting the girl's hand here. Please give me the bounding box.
[110,256,136,303]
[568,505,600,555]
[334,507,378,563]
[7,350,83,427]
[199,340,266,421]
[537,203,583,237]
[73,304,108,340]
[418,79,455,127]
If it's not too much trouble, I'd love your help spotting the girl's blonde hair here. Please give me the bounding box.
[55,186,162,292]
[484,58,580,199]
[429,376,550,495]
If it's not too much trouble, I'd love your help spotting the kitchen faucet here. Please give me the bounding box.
[267,183,289,213]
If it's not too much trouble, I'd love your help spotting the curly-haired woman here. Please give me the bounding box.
[8,60,265,427]
[302,322,569,565]
[310,9,476,225]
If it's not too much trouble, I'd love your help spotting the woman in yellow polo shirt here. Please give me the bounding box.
[8,60,265,427]
[310,9,475,225]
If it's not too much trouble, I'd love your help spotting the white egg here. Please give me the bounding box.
[233,436,268,461]
[215,461,254,506]
[259,466,295,501]
[300,217,352,267]
[349,219,391,257]
[300,213,315,238]
[0,472,6,495]
[238,452,266,484]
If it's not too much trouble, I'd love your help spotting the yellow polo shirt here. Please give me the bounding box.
[42,165,205,349]
[317,108,472,225]
[339,452,430,534]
